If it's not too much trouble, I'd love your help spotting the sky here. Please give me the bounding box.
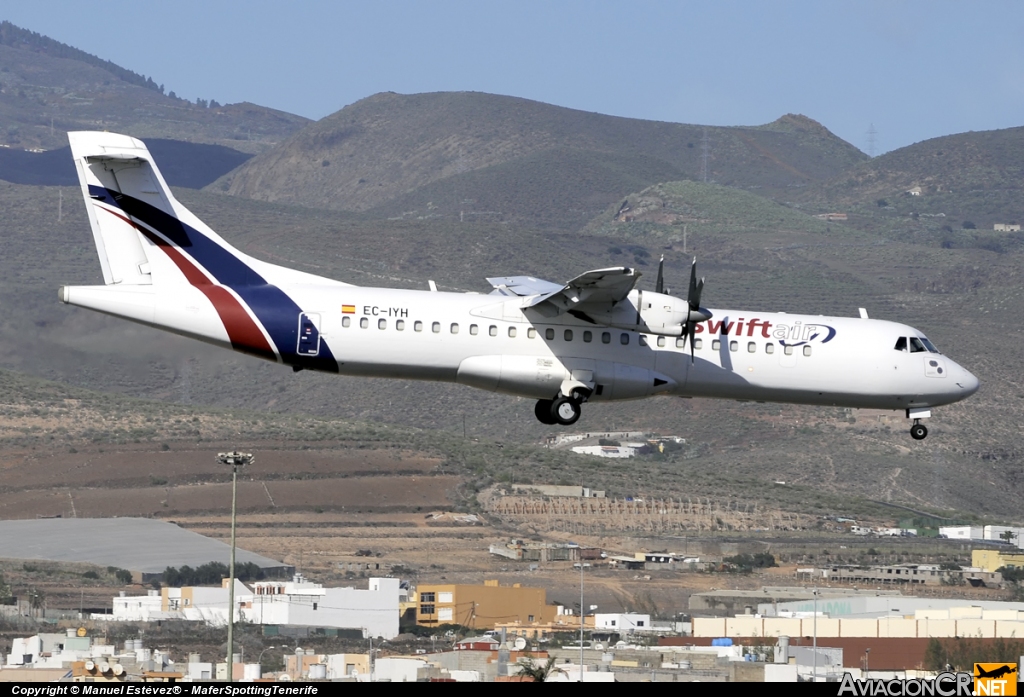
[6,1,1023,154]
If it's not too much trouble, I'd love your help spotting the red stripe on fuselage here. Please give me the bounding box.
[99,206,277,361]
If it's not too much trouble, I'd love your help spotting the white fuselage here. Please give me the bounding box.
[272,284,978,412]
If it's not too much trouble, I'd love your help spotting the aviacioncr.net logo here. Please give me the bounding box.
[838,672,973,696]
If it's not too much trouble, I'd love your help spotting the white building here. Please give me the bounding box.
[984,525,1024,548]
[100,576,401,639]
[246,576,399,639]
[594,613,652,633]
[110,589,172,622]
[938,525,1024,549]
[939,526,983,540]
[571,445,636,459]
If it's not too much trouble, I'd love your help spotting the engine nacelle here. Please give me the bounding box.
[586,289,691,337]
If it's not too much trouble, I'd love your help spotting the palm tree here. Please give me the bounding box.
[27,587,45,618]
[514,657,565,683]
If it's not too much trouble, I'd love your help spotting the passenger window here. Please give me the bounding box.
[396,319,405,331]
[527,328,537,339]
[765,343,774,354]
[729,340,738,352]
[694,338,702,350]
[657,336,665,348]
[378,318,387,330]
[489,325,497,337]
[784,345,794,356]
[451,323,459,334]
[342,316,351,328]
[564,330,573,341]
[469,324,478,335]
[620,333,630,345]
[545,328,555,340]
[508,326,517,338]
[676,338,685,349]
[639,335,648,347]
[414,321,423,332]
[602,332,611,344]
[803,345,812,357]
[712,339,721,351]
[747,342,756,353]
[360,317,369,329]
[583,331,592,343]
[894,337,908,352]
[909,337,927,353]
[432,322,441,333]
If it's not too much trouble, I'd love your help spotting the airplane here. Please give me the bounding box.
[59,132,979,440]
[974,664,1017,680]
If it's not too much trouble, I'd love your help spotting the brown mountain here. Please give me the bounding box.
[218,91,867,225]
[0,21,309,152]
[790,125,1024,249]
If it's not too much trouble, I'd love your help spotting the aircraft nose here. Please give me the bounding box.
[955,365,980,397]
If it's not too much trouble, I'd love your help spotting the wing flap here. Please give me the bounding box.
[487,267,640,317]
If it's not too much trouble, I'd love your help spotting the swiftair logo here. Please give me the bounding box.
[837,672,972,696]
[974,663,1017,696]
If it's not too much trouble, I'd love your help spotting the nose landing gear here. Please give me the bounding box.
[907,408,931,440]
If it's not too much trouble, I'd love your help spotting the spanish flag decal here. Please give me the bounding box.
[342,305,356,314]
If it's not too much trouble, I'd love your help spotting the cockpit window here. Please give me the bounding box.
[896,336,940,353]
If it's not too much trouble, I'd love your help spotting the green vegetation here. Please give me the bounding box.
[161,562,269,587]
[924,637,1024,672]
[0,573,12,605]
[722,553,778,573]
[582,179,833,240]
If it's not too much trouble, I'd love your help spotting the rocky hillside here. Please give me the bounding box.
[217,91,867,226]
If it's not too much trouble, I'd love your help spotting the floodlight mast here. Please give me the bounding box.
[217,451,254,682]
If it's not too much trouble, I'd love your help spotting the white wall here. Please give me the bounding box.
[594,613,651,632]
[245,578,399,638]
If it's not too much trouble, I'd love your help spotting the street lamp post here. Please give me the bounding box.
[217,451,254,683]
[813,587,818,682]
[579,561,584,682]
[256,646,276,676]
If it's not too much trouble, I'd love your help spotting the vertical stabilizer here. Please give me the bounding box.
[68,132,172,285]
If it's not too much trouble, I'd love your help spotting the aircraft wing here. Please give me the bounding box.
[487,267,640,317]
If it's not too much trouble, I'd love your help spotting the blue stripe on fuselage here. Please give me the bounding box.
[90,185,339,372]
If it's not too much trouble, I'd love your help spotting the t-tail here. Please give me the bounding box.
[60,131,344,372]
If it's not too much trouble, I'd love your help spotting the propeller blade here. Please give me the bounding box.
[655,255,665,294]
[687,258,698,307]
[685,258,707,363]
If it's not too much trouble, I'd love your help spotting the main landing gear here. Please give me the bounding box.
[907,408,930,440]
[535,392,587,426]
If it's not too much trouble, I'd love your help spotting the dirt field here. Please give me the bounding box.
[0,440,996,617]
